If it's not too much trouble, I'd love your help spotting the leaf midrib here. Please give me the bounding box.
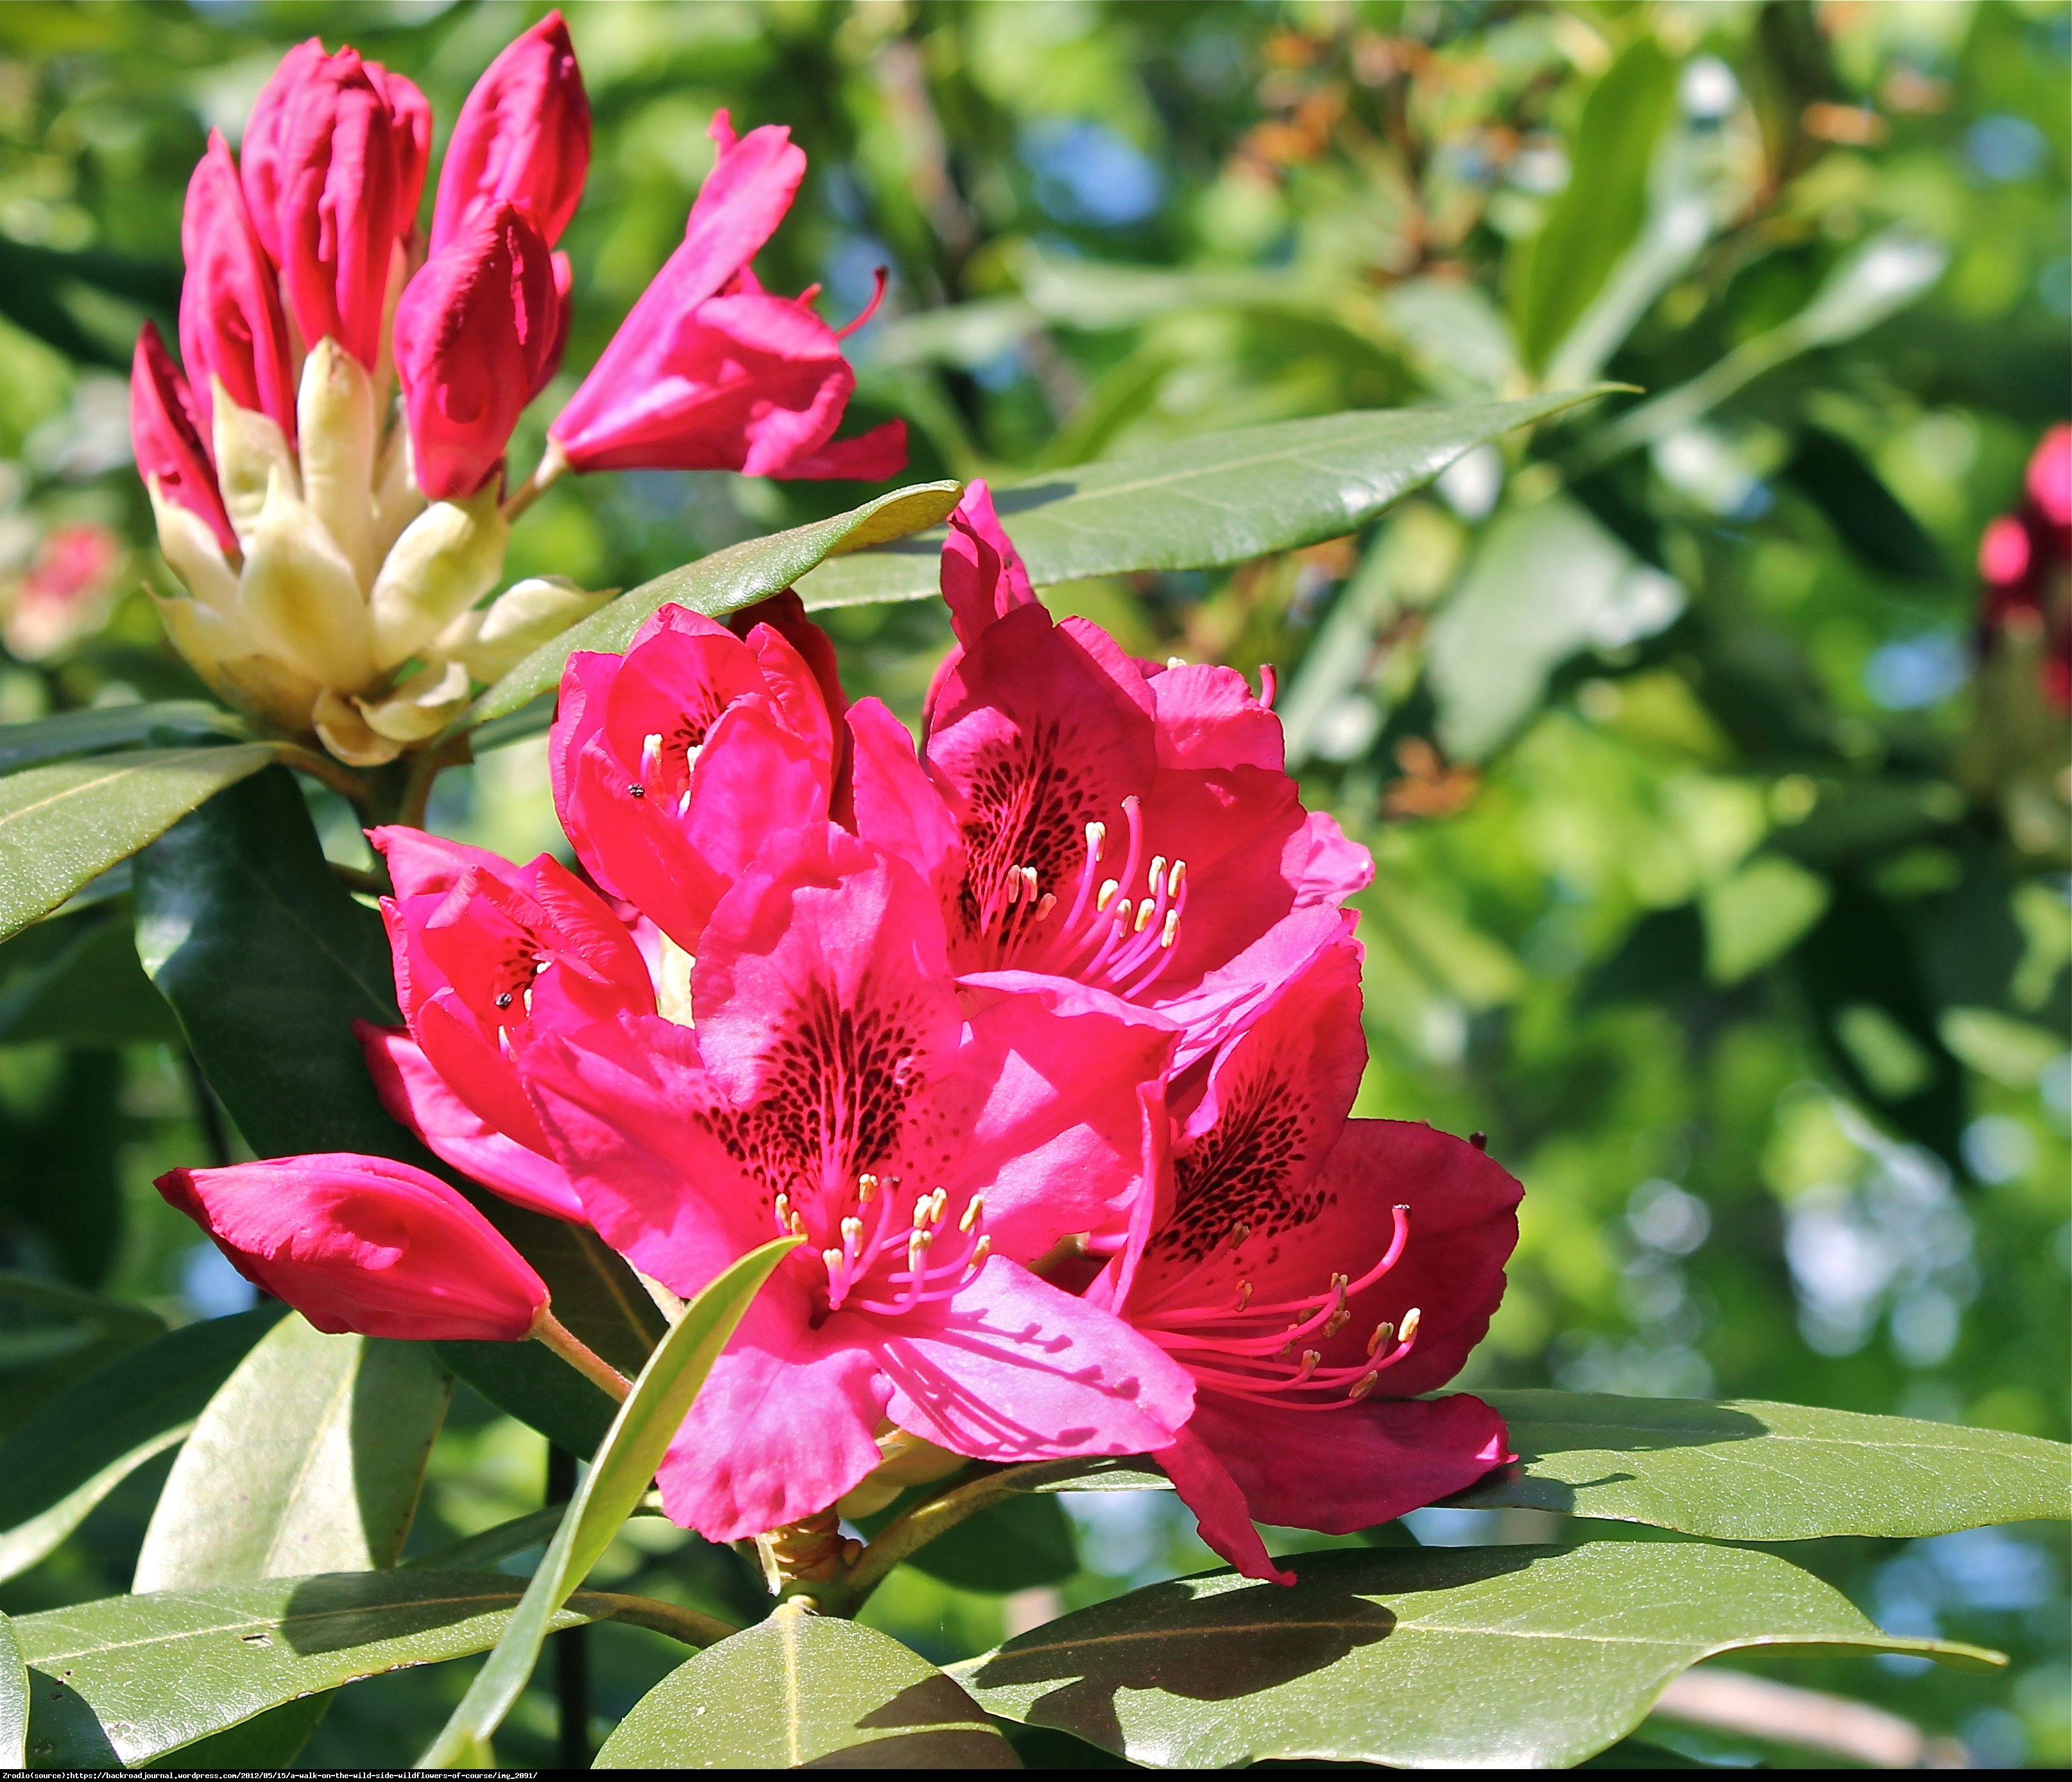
[0,750,234,836]
[21,1586,528,1665]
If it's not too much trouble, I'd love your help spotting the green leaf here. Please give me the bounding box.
[133,764,406,1160]
[597,1607,1019,1769]
[0,1612,24,1771]
[0,900,182,1046]
[1512,37,1679,373]
[1426,495,1684,760]
[131,767,665,1433]
[796,396,1616,610]
[0,701,247,776]
[11,1569,709,1769]
[955,1543,2001,1770]
[0,1271,169,1436]
[1452,1391,2072,1539]
[417,1236,798,1767]
[905,1494,1077,1594]
[1700,856,1832,986]
[132,1313,450,1591]
[461,480,963,729]
[0,1306,282,1584]
[1783,425,1946,583]
[0,743,275,945]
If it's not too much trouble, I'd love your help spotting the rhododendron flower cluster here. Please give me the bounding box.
[1978,424,2071,714]
[130,14,904,767]
[160,485,1521,1582]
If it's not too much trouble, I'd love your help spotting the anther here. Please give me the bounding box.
[640,732,664,780]
[857,1173,878,1203]
[1096,878,1120,911]
[1296,1349,1322,1380]
[1167,859,1186,895]
[1005,871,1023,907]
[1323,1308,1351,1338]
[1167,655,1186,669]
[821,1247,843,1276]
[1134,901,1155,933]
[1148,855,1166,890]
[1367,1321,1394,1356]
[788,1212,805,1237]
[908,1229,932,1269]
[1233,1280,1253,1310]
[1160,909,1181,948]
[1398,1307,1422,1344]
[841,1217,864,1246]
[1227,1222,1252,1249]
[775,1192,792,1224]
[1034,893,1057,920]
[1348,1371,1379,1401]
[970,1234,991,1266]
[1086,821,1106,860]
[959,1194,985,1234]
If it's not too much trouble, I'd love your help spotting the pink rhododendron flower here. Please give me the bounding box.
[851,482,1374,1072]
[356,827,654,1224]
[158,1152,549,1342]
[1093,934,1521,1583]
[549,601,843,953]
[1978,424,2072,712]
[431,9,590,253]
[178,133,299,440]
[520,821,1193,1541]
[547,113,905,481]
[240,40,430,370]
[393,200,561,499]
[129,322,235,554]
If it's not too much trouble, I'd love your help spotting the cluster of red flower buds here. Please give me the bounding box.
[130,15,903,765]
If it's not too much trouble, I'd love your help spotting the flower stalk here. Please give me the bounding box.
[532,1309,633,1401]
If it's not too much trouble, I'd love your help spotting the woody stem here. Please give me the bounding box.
[501,439,570,524]
[532,1310,633,1401]
[397,732,472,830]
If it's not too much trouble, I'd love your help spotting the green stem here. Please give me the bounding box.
[397,733,472,830]
[533,1311,633,1401]
[273,743,375,812]
[842,1466,1021,1606]
[569,1587,739,1648]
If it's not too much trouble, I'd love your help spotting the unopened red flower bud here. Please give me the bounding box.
[178,132,298,442]
[130,322,235,556]
[394,202,560,501]
[431,9,590,254]
[241,40,430,371]
[157,1152,549,1342]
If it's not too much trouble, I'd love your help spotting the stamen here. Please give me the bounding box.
[1367,1321,1394,1356]
[1227,1222,1252,1249]
[1086,821,1106,861]
[1096,879,1119,911]
[1233,1280,1253,1310]
[1398,1307,1422,1344]
[640,733,664,781]
[1348,1371,1378,1401]
[1323,1308,1351,1338]
[1134,900,1155,933]
[1168,859,1186,896]
[1034,893,1057,921]
[857,1173,878,1203]
[959,1194,985,1234]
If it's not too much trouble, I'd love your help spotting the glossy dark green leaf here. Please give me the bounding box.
[596,1609,1018,1769]
[133,764,407,1159]
[0,701,246,776]
[0,900,180,1045]
[0,1306,282,1584]
[12,1569,703,1769]
[1785,425,1945,583]
[132,1314,450,1591]
[462,479,963,728]
[1453,1391,2072,1538]
[903,1494,1077,1593]
[956,1544,2000,1769]
[1512,38,1679,373]
[0,1272,165,1435]
[796,396,1614,610]
[0,1611,24,1770]
[418,1237,796,1766]
[0,742,275,944]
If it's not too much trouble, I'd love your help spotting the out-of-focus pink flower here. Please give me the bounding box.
[179,132,298,440]
[130,321,234,553]
[549,602,841,954]
[547,113,905,481]
[1093,936,1521,1583]
[521,821,1192,1541]
[430,9,590,253]
[355,827,655,1224]
[158,1152,549,1341]
[850,482,1373,1075]
[394,201,561,500]
[3,522,123,660]
[1979,424,2072,712]
[241,40,430,370]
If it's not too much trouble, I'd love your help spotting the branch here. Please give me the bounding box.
[1653,1668,1966,1769]
[570,1588,739,1649]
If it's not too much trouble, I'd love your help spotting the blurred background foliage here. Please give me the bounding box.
[0,0,2063,1768]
